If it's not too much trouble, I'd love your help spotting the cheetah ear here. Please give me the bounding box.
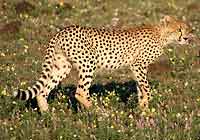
[160,15,174,26]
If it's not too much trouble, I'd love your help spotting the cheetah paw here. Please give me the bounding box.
[75,94,92,109]
[36,95,49,112]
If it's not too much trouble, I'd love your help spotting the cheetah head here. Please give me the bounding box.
[160,16,193,45]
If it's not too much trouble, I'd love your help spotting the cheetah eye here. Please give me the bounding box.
[189,29,194,34]
[178,28,182,33]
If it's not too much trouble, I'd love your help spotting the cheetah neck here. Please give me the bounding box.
[157,27,171,46]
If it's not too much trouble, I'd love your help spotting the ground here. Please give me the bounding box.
[0,0,200,140]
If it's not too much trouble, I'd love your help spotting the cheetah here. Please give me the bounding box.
[13,16,193,112]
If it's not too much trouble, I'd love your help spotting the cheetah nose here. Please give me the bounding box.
[183,37,188,41]
[183,34,194,43]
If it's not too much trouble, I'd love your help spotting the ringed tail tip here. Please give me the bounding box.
[13,90,19,97]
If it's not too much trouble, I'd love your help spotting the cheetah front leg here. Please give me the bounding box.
[131,65,151,110]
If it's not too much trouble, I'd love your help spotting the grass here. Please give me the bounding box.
[0,0,200,139]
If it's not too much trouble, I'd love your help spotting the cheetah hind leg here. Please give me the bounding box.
[37,55,72,112]
[75,69,95,109]
[36,92,48,112]
[137,85,150,110]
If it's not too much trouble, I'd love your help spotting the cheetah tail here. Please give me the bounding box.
[13,37,57,100]
[13,80,46,100]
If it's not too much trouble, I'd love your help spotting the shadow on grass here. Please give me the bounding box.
[27,80,138,112]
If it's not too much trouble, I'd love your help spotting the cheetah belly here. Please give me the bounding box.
[96,53,130,70]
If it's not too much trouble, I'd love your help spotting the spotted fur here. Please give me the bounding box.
[13,16,192,111]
